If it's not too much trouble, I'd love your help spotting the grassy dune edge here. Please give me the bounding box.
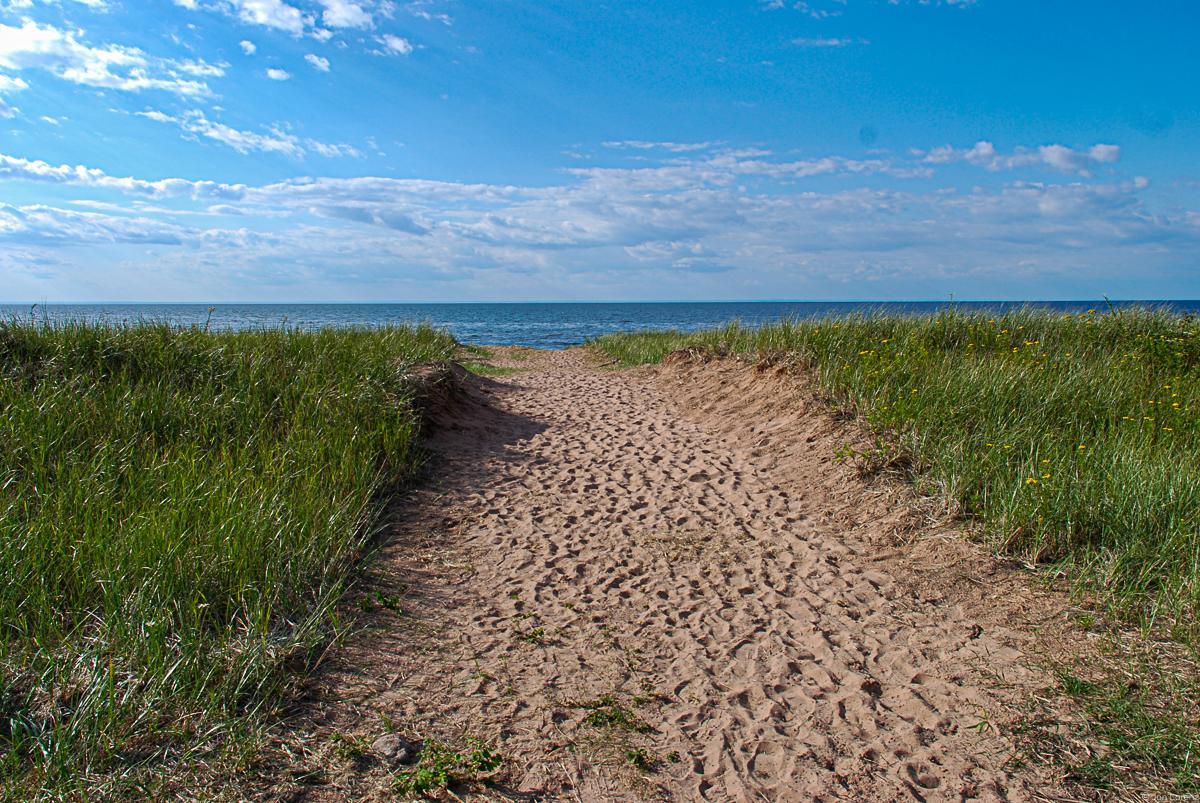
[593,307,1200,638]
[0,320,457,798]
[594,307,1200,791]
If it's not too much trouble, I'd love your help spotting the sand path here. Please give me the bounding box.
[286,349,1055,801]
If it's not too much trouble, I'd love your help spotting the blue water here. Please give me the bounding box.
[4,301,1199,350]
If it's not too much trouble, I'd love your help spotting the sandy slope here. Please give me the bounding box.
[274,349,1064,801]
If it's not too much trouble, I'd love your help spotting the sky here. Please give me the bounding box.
[0,0,1197,302]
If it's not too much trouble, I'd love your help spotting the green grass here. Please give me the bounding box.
[0,319,457,799]
[1013,665,1200,791]
[591,308,1200,641]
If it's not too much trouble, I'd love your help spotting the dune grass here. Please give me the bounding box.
[592,307,1200,641]
[595,307,1200,789]
[0,319,457,799]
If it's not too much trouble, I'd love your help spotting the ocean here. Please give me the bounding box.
[3,301,1198,350]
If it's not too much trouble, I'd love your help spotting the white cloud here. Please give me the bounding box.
[376,33,412,55]
[229,0,305,35]
[0,20,212,96]
[0,77,19,115]
[919,140,1121,176]
[137,109,304,158]
[317,0,372,28]
[771,0,975,12]
[602,140,717,153]
[304,53,329,71]
[305,139,360,158]
[791,37,868,47]
[173,57,226,77]
[406,1,452,25]
[0,143,1191,301]
[135,108,359,159]
[0,150,247,199]
[239,39,257,55]
[0,72,28,95]
[265,67,289,80]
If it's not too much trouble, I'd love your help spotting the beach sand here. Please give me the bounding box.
[267,348,1072,801]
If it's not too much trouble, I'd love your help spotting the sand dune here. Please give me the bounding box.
[274,349,1063,801]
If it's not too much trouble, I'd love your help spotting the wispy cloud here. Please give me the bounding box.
[0,20,216,96]
[135,108,359,159]
[406,1,451,25]
[791,37,869,47]
[602,140,717,153]
[265,67,290,80]
[304,53,330,71]
[0,71,27,117]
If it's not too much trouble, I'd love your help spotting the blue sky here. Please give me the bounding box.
[0,0,1197,301]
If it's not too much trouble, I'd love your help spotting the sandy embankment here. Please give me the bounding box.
[269,348,1072,801]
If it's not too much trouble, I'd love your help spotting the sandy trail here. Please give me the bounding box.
[281,349,1058,801]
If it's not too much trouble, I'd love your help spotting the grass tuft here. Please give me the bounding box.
[0,319,457,798]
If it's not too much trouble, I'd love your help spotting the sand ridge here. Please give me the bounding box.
[276,348,1061,801]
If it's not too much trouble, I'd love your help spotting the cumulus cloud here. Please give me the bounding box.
[265,67,289,80]
[919,140,1121,176]
[316,0,372,28]
[376,33,413,55]
[304,53,329,71]
[228,0,305,34]
[0,20,214,96]
[239,39,256,55]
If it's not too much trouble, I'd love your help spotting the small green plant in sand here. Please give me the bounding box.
[513,624,546,645]
[392,738,503,797]
[577,694,652,733]
[624,746,659,771]
[359,589,404,613]
[330,732,373,763]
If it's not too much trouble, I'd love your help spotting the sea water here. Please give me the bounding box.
[3,301,1198,350]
